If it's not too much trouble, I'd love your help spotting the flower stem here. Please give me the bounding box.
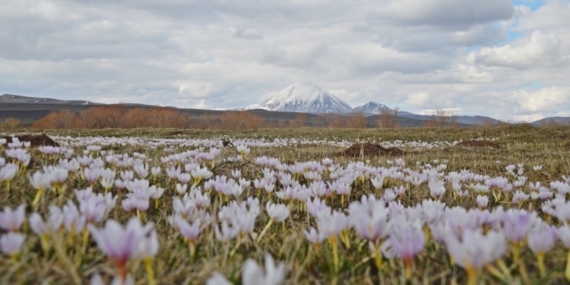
[329,236,339,272]
[230,236,241,257]
[448,254,455,266]
[537,252,546,277]
[32,187,44,207]
[40,234,51,255]
[565,250,570,281]
[466,266,478,285]
[512,242,520,264]
[81,228,90,255]
[373,242,382,269]
[256,219,273,244]
[189,240,196,259]
[117,262,127,285]
[423,226,431,245]
[143,258,156,285]
[405,258,412,280]
[52,232,82,285]
[193,178,202,187]
[485,264,507,280]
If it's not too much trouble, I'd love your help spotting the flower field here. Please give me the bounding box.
[1,126,570,285]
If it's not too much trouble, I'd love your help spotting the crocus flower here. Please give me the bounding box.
[445,230,506,285]
[0,204,26,232]
[138,230,160,285]
[28,171,52,207]
[214,221,239,245]
[242,253,286,285]
[303,227,325,253]
[207,253,285,285]
[80,192,115,224]
[84,167,100,185]
[266,202,289,222]
[236,146,250,158]
[527,224,558,277]
[557,225,570,281]
[428,180,446,201]
[349,195,389,268]
[0,163,18,193]
[191,167,213,187]
[388,225,425,279]
[476,195,489,209]
[502,209,534,263]
[151,167,161,177]
[29,206,64,252]
[206,272,231,285]
[88,218,154,284]
[176,183,188,195]
[175,217,204,257]
[257,203,289,243]
[0,232,26,261]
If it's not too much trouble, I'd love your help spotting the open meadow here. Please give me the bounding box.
[1,125,570,285]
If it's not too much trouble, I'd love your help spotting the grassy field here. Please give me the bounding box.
[1,125,570,284]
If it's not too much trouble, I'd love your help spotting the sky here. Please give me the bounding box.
[1,0,569,122]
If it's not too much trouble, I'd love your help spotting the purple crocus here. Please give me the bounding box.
[175,216,204,257]
[88,218,154,283]
[0,204,26,232]
[388,225,425,279]
[84,167,101,185]
[0,232,26,260]
[528,224,558,277]
[502,209,534,262]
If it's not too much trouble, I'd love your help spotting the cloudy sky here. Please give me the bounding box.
[1,0,569,121]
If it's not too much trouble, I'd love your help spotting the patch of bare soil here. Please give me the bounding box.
[1,134,59,147]
[213,159,261,178]
[457,140,501,149]
[340,142,404,157]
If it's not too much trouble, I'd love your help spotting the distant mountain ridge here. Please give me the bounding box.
[0,94,97,106]
[530,117,570,126]
[397,111,504,126]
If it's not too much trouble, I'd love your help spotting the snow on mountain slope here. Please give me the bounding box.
[233,104,270,111]
[352,101,391,114]
[258,82,353,113]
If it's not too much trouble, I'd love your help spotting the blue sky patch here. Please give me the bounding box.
[512,0,546,11]
[522,82,543,89]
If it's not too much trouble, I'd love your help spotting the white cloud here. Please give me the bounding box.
[405,93,430,106]
[178,81,214,98]
[510,87,570,113]
[472,30,562,68]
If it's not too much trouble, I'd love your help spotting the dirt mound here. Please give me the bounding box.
[1,134,59,147]
[457,140,501,149]
[340,142,404,157]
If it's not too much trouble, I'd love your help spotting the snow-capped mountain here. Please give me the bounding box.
[352,101,390,114]
[233,104,269,111]
[257,82,353,113]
